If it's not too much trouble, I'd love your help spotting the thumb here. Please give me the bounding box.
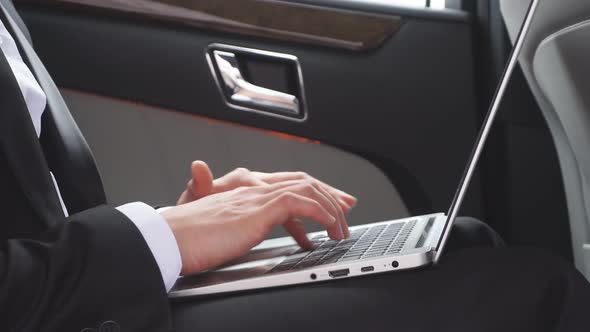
[190,160,214,198]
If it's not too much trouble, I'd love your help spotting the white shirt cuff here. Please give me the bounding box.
[116,202,182,293]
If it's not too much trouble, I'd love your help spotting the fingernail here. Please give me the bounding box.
[338,198,351,210]
[341,190,355,199]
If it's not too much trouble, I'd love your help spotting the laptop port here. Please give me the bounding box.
[328,269,350,278]
[361,266,374,272]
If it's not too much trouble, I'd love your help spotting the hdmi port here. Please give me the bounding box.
[328,269,350,278]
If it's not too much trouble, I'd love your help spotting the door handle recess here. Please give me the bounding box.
[212,50,301,116]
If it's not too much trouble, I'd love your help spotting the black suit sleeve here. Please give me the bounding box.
[0,205,172,331]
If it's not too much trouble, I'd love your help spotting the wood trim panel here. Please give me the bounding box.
[17,0,403,51]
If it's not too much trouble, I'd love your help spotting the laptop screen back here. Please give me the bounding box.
[433,0,539,262]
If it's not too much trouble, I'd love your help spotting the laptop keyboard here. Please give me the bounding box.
[269,219,417,273]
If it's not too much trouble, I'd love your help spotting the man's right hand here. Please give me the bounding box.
[160,179,353,276]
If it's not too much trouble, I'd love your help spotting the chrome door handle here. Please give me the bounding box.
[212,50,301,116]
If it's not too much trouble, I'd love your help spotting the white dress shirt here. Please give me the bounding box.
[0,18,181,292]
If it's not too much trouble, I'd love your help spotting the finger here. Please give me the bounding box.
[315,183,349,239]
[240,178,351,238]
[323,186,357,211]
[176,186,194,205]
[212,167,262,194]
[262,192,337,231]
[259,178,348,238]
[246,179,345,234]
[189,161,214,198]
[263,182,342,233]
[245,179,311,195]
[252,179,342,197]
[283,218,312,250]
[252,171,357,209]
[176,178,199,205]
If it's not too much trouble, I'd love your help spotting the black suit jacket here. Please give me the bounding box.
[0,2,172,331]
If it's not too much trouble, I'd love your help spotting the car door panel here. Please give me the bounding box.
[16,0,483,226]
[62,88,410,237]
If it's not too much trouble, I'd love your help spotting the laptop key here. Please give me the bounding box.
[367,250,387,256]
[369,243,389,250]
[374,240,393,246]
[323,240,341,247]
[347,247,368,252]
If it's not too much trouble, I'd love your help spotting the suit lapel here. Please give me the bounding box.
[0,48,64,227]
[0,3,107,214]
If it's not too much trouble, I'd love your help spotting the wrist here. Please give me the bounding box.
[159,207,197,276]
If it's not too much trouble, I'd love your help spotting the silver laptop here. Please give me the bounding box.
[170,0,539,298]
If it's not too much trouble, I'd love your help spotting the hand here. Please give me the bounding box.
[177,161,357,209]
[162,179,351,275]
[176,161,357,238]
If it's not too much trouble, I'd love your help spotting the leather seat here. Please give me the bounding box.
[500,0,590,279]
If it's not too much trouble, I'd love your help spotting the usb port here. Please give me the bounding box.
[361,266,374,272]
[328,269,350,278]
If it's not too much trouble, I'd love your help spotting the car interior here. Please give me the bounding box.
[10,0,590,281]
